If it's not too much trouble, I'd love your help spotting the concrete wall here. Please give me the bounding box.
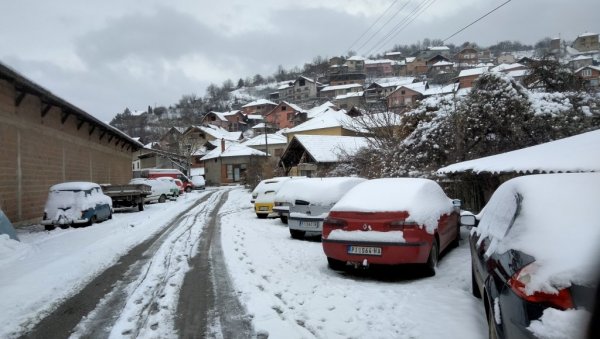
[0,79,134,225]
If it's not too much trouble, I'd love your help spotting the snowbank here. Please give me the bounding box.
[331,178,454,233]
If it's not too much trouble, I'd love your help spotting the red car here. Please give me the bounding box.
[322,178,460,275]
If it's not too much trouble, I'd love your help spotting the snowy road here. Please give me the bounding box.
[2,186,488,338]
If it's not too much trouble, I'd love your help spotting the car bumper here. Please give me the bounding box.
[41,218,89,225]
[322,239,431,265]
[255,203,274,216]
[289,217,324,232]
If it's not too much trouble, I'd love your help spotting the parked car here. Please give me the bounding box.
[191,175,205,190]
[272,179,307,224]
[129,178,171,203]
[174,178,185,194]
[322,178,460,275]
[461,173,600,339]
[253,177,304,218]
[287,177,366,239]
[155,176,180,199]
[133,168,194,192]
[41,182,113,231]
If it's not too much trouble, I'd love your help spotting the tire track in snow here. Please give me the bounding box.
[20,191,217,339]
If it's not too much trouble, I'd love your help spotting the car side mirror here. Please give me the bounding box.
[460,214,477,227]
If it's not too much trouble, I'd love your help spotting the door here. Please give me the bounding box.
[234,167,240,182]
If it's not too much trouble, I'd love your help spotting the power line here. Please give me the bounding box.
[365,0,436,56]
[442,0,512,42]
[373,0,437,54]
[355,0,412,54]
[347,0,402,53]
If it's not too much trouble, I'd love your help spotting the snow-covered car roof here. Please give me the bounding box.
[274,177,366,205]
[50,182,101,191]
[252,176,303,195]
[331,178,454,232]
[474,173,600,294]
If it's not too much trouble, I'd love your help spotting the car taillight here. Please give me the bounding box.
[323,217,347,228]
[389,220,418,229]
[508,263,574,310]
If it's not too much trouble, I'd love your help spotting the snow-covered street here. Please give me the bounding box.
[1,186,488,338]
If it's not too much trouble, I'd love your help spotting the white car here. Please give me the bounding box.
[155,176,180,199]
[287,177,366,239]
[253,177,306,219]
[129,178,171,203]
[191,175,205,190]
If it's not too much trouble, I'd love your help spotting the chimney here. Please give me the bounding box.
[220,138,225,152]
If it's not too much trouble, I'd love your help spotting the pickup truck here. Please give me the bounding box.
[101,183,151,211]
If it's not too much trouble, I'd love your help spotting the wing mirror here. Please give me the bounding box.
[460,213,478,227]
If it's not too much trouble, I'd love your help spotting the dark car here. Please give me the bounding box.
[462,173,599,339]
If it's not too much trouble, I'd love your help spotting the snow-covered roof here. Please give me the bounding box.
[422,83,458,96]
[251,123,268,130]
[432,61,454,67]
[577,32,598,38]
[291,135,369,163]
[428,46,450,51]
[144,141,160,149]
[200,143,267,161]
[364,59,395,65]
[347,56,366,61]
[505,69,529,78]
[458,67,488,77]
[242,99,277,108]
[335,91,364,100]
[405,57,416,63]
[330,178,453,233]
[394,82,428,95]
[370,77,416,88]
[277,101,306,113]
[385,51,402,56]
[242,133,287,146]
[490,63,526,72]
[286,109,359,133]
[50,182,101,191]
[570,55,593,61]
[320,84,363,92]
[306,101,337,119]
[196,124,242,141]
[438,129,600,174]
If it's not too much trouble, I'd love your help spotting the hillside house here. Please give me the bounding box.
[575,65,600,89]
[364,59,395,78]
[455,47,479,67]
[569,55,594,71]
[405,57,428,76]
[241,99,277,116]
[328,72,367,86]
[344,56,366,72]
[319,84,363,99]
[242,133,288,158]
[334,91,364,109]
[364,77,416,104]
[290,76,320,102]
[458,67,489,89]
[284,109,362,142]
[264,101,305,130]
[572,32,599,53]
[386,82,428,112]
[201,110,246,131]
[200,140,266,185]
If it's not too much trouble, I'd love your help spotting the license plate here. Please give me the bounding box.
[259,207,268,211]
[300,220,319,228]
[347,246,382,256]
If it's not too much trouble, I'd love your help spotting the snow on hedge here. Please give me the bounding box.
[273,177,366,206]
[474,173,600,295]
[331,178,454,233]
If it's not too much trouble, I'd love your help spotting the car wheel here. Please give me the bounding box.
[472,267,482,298]
[158,194,167,203]
[327,257,346,271]
[256,213,267,219]
[86,215,97,227]
[185,187,192,193]
[488,304,499,339]
[425,237,439,276]
[290,229,305,239]
[280,215,288,224]
[138,202,144,211]
[108,211,113,220]
[59,224,69,229]
[45,225,55,231]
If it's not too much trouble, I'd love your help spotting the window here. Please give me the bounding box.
[401,90,405,95]
[582,69,592,77]
[281,106,286,111]
[299,79,305,86]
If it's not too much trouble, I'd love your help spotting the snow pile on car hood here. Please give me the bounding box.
[475,173,600,294]
[331,178,453,233]
[274,177,366,205]
[528,308,591,339]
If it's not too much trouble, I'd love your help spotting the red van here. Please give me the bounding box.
[133,169,194,192]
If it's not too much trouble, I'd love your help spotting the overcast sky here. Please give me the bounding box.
[1,0,598,121]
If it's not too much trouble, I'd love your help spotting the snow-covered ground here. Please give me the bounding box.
[0,191,211,338]
[219,188,488,338]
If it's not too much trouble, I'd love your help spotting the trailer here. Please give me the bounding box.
[101,184,151,211]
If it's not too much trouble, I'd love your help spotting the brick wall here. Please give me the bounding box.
[0,79,134,225]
